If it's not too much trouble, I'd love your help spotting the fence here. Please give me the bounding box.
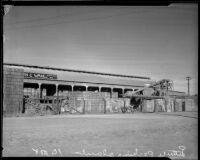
[21,92,199,116]
[142,97,198,113]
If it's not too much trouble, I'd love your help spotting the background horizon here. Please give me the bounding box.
[3,4,198,95]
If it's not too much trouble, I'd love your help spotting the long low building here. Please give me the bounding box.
[3,63,155,116]
[4,63,155,97]
[3,63,187,116]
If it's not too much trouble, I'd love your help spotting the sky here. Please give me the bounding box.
[3,4,198,94]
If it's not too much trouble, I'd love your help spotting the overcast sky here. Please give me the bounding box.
[3,4,198,94]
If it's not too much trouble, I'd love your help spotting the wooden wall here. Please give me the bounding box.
[3,67,24,116]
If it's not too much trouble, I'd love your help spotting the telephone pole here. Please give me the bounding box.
[186,76,191,96]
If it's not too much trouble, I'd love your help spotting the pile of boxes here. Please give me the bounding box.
[142,100,155,112]
[185,97,198,112]
[24,88,39,98]
[58,91,129,114]
[142,97,198,113]
[105,98,125,113]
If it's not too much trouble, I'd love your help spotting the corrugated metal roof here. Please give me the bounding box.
[4,63,150,79]
[4,63,155,87]
[168,90,186,96]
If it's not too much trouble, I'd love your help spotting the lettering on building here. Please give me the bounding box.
[24,72,57,80]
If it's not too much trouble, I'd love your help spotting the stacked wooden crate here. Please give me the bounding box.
[124,98,130,107]
[185,97,198,111]
[154,99,164,112]
[142,100,154,112]
[61,90,70,97]
[64,92,84,114]
[165,98,175,112]
[175,99,185,112]
[63,91,106,114]
[84,98,105,114]
[83,92,105,114]
[41,88,46,98]
[99,92,111,99]
[24,88,38,98]
[105,98,124,113]
[111,92,118,98]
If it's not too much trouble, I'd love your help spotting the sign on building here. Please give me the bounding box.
[24,72,57,80]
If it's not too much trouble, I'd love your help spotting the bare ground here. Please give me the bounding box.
[3,112,198,159]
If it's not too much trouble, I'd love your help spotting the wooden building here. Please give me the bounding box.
[3,63,154,116]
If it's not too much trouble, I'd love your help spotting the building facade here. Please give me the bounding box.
[3,63,154,116]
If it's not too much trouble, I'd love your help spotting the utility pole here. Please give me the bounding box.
[186,77,191,96]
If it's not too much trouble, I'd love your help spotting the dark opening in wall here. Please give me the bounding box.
[113,88,123,98]
[58,85,72,96]
[24,83,39,88]
[41,84,56,97]
[130,97,142,110]
[101,87,112,93]
[124,88,133,94]
[23,83,39,97]
[73,85,86,91]
[88,86,99,92]
[58,85,72,92]
[182,101,185,111]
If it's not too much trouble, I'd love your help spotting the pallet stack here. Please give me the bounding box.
[174,99,185,112]
[82,92,105,114]
[124,98,131,107]
[165,98,175,112]
[61,91,107,114]
[105,98,124,113]
[65,95,84,114]
[154,99,164,112]
[41,88,47,98]
[99,92,111,99]
[65,91,129,114]
[84,98,105,114]
[58,90,69,96]
[185,97,198,112]
[24,88,38,98]
[142,99,154,112]
[111,92,118,98]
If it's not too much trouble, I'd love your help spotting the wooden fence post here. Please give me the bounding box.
[82,98,85,114]
[174,98,176,112]
[104,98,106,114]
[56,96,60,114]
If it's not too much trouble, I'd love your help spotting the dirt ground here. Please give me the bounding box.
[3,112,198,159]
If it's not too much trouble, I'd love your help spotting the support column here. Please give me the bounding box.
[85,85,88,92]
[122,88,125,98]
[122,88,124,95]
[110,88,112,98]
[55,84,60,114]
[112,88,114,93]
[71,84,74,92]
[55,84,58,97]
[38,83,42,98]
